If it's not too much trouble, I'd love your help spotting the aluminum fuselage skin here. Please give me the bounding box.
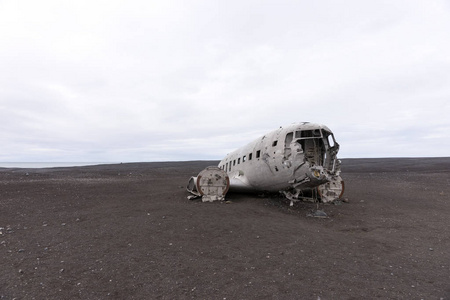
[218,122,341,194]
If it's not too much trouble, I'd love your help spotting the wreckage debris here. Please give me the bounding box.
[187,122,345,205]
[307,210,328,218]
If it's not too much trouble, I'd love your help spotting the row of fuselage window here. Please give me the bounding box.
[220,150,262,172]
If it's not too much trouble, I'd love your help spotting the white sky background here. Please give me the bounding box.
[1,0,449,162]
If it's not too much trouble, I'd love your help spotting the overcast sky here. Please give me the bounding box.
[1,0,449,162]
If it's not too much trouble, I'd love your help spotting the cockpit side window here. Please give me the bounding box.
[327,134,335,147]
[285,132,293,146]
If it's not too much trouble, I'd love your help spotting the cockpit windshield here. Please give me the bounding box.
[295,129,322,139]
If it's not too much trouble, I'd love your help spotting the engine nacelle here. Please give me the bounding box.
[187,166,230,202]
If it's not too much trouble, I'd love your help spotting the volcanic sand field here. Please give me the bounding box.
[1,158,449,299]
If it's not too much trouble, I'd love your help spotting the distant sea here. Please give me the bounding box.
[0,162,111,168]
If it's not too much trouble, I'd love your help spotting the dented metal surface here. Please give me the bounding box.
[188,122,344,203]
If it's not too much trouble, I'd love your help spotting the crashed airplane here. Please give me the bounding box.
[187,122,344,205]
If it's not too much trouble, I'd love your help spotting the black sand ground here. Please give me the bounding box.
[1,158,449,299]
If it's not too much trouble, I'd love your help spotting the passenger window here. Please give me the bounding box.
[238,158,240,164]
[233,160,236,166]
[243,155,246,162]
[256,150,261,158]
[249,153,252,160]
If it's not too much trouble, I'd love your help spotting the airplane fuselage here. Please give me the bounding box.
[217,122,343,202]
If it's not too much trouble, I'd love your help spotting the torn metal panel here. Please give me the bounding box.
[317,175,345,203]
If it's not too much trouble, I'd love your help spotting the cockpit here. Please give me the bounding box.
[289,128,339,171]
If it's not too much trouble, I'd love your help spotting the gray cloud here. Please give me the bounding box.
[1,0,449,162]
